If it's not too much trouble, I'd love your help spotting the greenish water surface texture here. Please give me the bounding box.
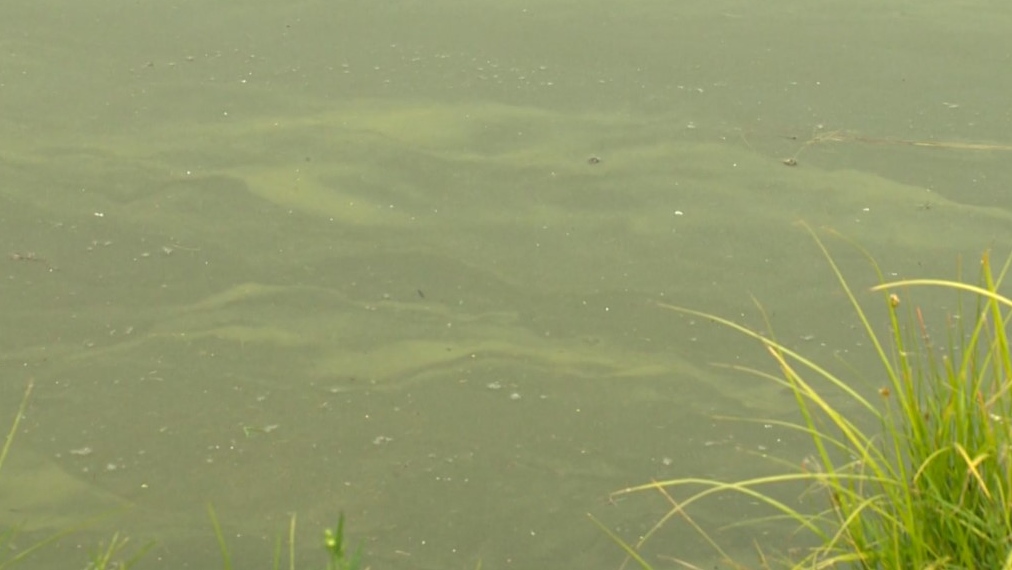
[2,0,1011,568]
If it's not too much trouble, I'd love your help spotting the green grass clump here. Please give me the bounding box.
[603,226,1012,569]
[208,505,366,570]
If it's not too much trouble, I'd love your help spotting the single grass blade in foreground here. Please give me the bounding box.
[0,378,33,475]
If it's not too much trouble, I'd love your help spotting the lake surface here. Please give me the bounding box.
[2,0,1011,567]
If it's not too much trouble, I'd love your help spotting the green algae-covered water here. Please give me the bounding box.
[2,1,1011,567]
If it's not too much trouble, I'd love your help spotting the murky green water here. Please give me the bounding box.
[2,0,1011,568]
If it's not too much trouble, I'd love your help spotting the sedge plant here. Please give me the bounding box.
[603,226,1012,569]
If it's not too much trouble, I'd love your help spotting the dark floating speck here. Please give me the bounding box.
[587,156,601,165]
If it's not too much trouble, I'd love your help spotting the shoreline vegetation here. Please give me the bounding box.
[600,224,1012,569]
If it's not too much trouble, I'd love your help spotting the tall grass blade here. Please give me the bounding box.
[0,379,34,475]
[586,513,654,570]
[206,504,232,570]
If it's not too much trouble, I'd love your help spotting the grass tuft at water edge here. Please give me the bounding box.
[602,224,1012,569]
